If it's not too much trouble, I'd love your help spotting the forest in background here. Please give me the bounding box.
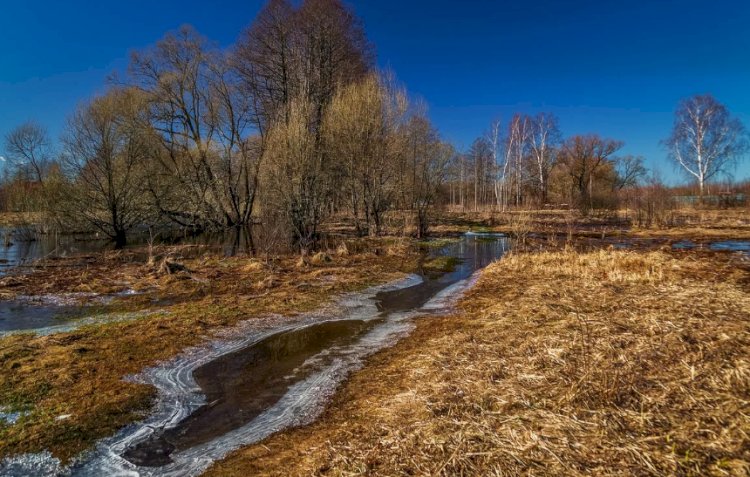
[1,0,748,250]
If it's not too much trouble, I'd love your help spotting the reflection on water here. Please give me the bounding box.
[377,234,509,313]
[0,228,113,275]
[122,320,374,466]
[121,233,510,468]
[0,301,84,333]
[0,226,268,275]
[672,239,750,254]
[709,240,750,253]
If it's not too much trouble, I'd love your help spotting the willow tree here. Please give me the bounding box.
[128,26,259,229]
[235,0,375,248]
[62,88,154,247]
[262,97,328,252]
[323,73,408,236]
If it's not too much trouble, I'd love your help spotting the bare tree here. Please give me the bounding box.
[324,73,408,236]
[3,121,52,184]
[664,94,748,196]
[504,114,531,208]
[615,155,647,190]
[262,96,328,252]
[468,137,492,211]
[558,134,622,211]
[128,26,259,229]
[234,0,373,136]
[398,114,451,238]
[486,119,502,210]
[233,0,297,136]
[61,88,154,247]
[528,112,561,204]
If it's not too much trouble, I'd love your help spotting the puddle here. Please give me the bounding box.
[0,301,84,334]
[672,240,697,250]
[1,234,510,477]
[708,240,750,253]
[378,234,508,313]
[0,291,158,337]
[672,240,750,254]
[122,319,375,467]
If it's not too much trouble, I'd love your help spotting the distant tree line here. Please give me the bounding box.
[445,94,747,213]
[0,0,452,249]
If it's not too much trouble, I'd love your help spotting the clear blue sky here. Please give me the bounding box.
[2,0,749,183]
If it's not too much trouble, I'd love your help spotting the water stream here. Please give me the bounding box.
[0,234,509,477]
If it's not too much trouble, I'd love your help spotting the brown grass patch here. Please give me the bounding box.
[0,240,420,462]
[207,249,750,476]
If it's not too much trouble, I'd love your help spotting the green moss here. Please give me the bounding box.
[423,256,461,274]
[418,237,461,249]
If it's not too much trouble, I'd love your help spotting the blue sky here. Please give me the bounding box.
[2,0,749,183]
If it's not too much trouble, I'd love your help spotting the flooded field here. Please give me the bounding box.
[0,226,263,276]
[0,234,509,476]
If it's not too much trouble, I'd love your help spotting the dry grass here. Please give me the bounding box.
[0,212,43,227]
[0,240,420,462]
[432,208,750,241]
[208,249,750,477]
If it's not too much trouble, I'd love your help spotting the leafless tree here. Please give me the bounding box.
[486,119,502,210]
[324,73,408,236]
[233,0,298,136]
[503,114,531,208]
[664,94,748,196]
[398,114,451,238]
[3,121,52,184]
[61,88,154,246]
[528,112,561,204]
[468,137,492,211]
[128,26,258,229]
[615,155,647,190]
[234,0,372,135]
[262,96,328,252]
[558,134,622,211]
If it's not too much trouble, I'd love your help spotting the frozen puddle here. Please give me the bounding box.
[0,300,85,335]
[0,289,157,337]
[1,234,510,477]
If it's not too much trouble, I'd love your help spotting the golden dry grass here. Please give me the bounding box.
[432,208,750,241]
[207,249,750,477]
[0,241,419,462]
[0,212,43,227]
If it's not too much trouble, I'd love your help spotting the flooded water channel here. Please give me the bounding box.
[0,233,509,476]
[120,234,509,469]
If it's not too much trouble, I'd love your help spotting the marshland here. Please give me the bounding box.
[2,1,750,476]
